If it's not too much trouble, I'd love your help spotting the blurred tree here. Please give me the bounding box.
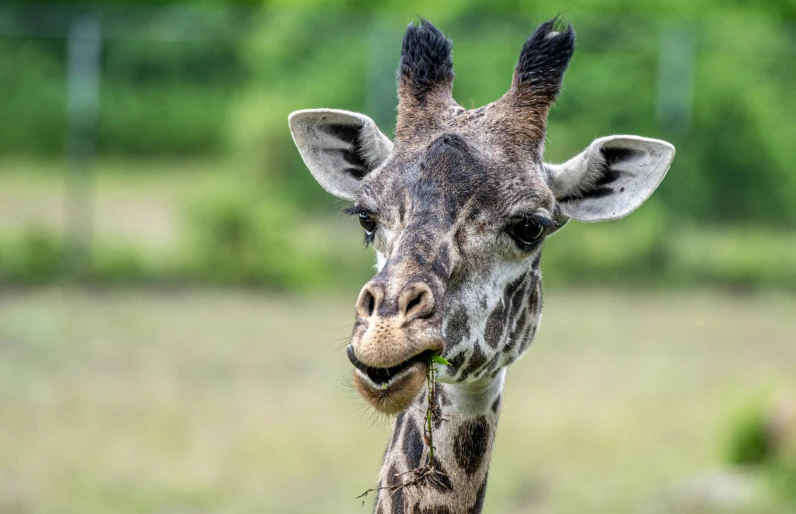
[0,0,794,226]
[1,0,795,289]
[0,2,249,157]
[230,2,796,226]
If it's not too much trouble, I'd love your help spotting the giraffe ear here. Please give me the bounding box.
[544,135,675,222]
[288,109,393,201]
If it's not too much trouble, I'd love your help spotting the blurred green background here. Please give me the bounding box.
[0,0,794,513]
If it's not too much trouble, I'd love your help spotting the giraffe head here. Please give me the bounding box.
[289,19,674,415]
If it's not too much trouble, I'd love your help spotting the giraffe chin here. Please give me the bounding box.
[352,362,428,415]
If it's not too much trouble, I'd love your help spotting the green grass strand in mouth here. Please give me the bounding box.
[357,352,449,503]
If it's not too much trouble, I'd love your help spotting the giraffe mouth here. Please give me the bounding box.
[347,346,432,386]
[347,345,432,414]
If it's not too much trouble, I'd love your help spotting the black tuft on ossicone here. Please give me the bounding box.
[399,19,454,103]
[515,17,576,101]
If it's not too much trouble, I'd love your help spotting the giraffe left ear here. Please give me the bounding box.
[289,109,393,201]
[544,135,675,222]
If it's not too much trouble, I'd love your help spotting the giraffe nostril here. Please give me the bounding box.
[356,282,383,319]
[405,292,424,314]
[399,283,435,320]
[366,291,375,316]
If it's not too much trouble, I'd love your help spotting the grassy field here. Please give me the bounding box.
[0,287,794,513]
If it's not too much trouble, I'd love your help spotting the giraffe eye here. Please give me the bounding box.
[358,212,377,233]
[508,218,544,248]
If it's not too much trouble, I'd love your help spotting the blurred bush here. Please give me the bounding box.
[0,228,156,285]
[0,6,244,158]
[725,394,796,505]
[2,205,795,291]
[0,228,65,284]
[543,207,796,290]
[91,245,150,285]
[727,403,774,466]
[182,186,329,289]
[0,38,66,157]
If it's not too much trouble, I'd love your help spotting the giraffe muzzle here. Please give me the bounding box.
[348,275,445,414]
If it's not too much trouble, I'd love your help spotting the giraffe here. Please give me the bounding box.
[288,18,675,514]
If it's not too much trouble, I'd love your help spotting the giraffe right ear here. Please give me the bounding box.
[544,135,675,222]
[288,109,393,201]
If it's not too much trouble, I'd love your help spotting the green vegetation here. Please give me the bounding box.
[0,12,243,158]
[2,160,796,290]
[0,228,64,284]
[1,2,795,289]
[727,403,774,466]
[232,6,796,227]
[725,397,796,505]
[182,186,329,289]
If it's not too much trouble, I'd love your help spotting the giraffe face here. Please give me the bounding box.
[288,20,675,415]
[344,127,554,414]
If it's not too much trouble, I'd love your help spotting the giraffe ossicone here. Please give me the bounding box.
[289,17,675,514]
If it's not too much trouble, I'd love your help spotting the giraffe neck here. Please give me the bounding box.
[374,369,506,514]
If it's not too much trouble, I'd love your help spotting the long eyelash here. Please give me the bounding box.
[528,215,560,229]
[342,205,364,216]
[343,205,377,248]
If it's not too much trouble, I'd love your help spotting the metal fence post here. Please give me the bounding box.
[65,13,101,280]
[365,15,400,132]
[656,21,696,132]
